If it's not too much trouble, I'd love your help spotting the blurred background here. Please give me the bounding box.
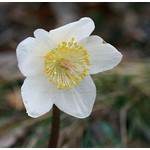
[0,2,150,148]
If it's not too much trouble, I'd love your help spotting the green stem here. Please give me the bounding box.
[48,105,60,148]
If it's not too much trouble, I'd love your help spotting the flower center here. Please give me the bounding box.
[44,38,90,90]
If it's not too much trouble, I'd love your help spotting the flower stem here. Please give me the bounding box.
[48,105,60,148]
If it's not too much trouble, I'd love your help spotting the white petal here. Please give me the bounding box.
[16,30,56,77]
[54,76,96,118]
[21,76,55,118]
[16,37,45,77]
[34,29,54,51]
[49,17,95,44]
[34,29,49,40]
[79,36,123,74]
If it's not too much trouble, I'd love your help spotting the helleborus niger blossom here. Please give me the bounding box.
[16,17,122,118]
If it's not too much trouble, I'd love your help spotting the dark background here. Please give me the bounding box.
[0,2,150,148]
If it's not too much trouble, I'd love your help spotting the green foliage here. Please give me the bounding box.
[0,61,150,148]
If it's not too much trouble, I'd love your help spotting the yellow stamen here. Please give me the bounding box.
[44,37,90,90]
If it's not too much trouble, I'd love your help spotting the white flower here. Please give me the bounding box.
[16,17,122,118]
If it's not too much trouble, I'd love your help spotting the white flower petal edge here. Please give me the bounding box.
[49,17,95,45]
[16,30,54,77]
[34,28,56,50]
[54,76,96,118]
[21,76,55,118]
[34,29,49,40]
[16,37,43,77]
[79,36,123,74]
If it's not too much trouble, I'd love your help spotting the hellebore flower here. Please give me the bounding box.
[16,17,122,118]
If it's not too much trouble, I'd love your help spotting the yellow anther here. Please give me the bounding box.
[62,41,66,45]
[71,37,75,41]
[68,41,73,46]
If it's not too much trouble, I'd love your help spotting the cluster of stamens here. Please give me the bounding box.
[44,38,90,90]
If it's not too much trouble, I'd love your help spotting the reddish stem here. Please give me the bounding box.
[48,105,60,148]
